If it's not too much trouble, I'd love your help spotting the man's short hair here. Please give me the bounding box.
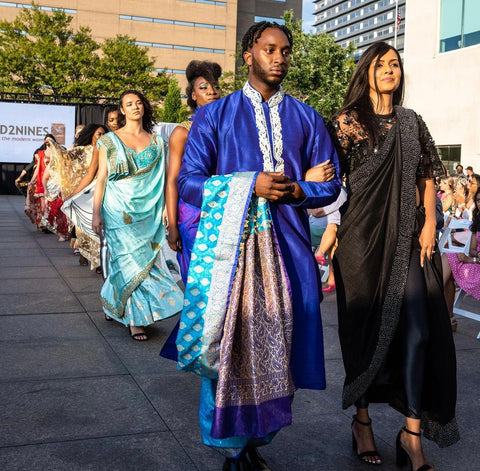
[241,21,293,60]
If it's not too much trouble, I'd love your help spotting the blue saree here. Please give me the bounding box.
[98,132,183,326]
[177,172,294,452]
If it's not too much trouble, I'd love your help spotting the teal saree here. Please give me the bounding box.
[98,132,183,325]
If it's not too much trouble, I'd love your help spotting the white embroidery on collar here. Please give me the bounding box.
[243,82,285,172]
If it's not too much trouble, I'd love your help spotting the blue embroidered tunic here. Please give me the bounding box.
[178,83,341,389]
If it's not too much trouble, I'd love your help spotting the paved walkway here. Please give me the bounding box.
[0,195,479,470]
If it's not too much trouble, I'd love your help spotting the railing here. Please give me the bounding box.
[0,92,116,105]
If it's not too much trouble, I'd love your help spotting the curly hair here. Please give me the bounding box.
[74,124,107,147]
[117,90,155,134]
[185,60,222,110]
[241,21,293,59]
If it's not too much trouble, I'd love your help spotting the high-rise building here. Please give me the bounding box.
[312,0,406,60]
[403,0,480,171]
[0,0,302,90]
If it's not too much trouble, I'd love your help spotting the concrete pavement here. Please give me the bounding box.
[0,195,479,470]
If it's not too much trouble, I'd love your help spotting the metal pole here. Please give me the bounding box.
[394,0,399,49]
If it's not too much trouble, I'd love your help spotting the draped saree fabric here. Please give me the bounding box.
[334,106,459,447]
[47,139,102,267]
[98,133,183,320]
[61,180,98,242]
[177,172,295,443]
[48,140,94,200]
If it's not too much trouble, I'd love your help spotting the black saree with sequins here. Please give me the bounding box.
[331,106,459,447]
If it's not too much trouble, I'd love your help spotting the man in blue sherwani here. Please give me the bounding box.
[177,21,341,470]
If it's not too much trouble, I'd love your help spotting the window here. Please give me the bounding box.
[437,145,461,174]
[135,41,224,54]
[254,16,285,25]
[440,0,480,52]
[0,1,76,13]
[179,0,226,5]
[119,14,225,30]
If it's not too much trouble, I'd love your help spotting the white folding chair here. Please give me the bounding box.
[438,218,472,254]
[439,218,480,339]
[318,261,329,283]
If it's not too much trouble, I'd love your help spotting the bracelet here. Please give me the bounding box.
[474,257,478,264]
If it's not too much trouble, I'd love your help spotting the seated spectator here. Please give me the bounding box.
[466,165,474,181]
[442,188,480,332]
[439,176,456,216]
[453,177,469,218]
[465,174,479,218]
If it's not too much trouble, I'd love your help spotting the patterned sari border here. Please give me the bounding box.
[343,107,420,407]
[177,172,257,376]
[201,173,258,370]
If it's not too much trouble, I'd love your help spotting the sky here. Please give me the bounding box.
[302,0,315,33]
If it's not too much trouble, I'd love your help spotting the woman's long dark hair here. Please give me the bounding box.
[74,124,107,146]
[117,90,155,134]
[470,188,480,233]
[185,60,222,110]
[340,41,405,145]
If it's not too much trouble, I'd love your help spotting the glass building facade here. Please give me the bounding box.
[312,0,406,60]
[439,0,480,52]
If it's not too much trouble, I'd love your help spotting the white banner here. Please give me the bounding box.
[0,102,76,163]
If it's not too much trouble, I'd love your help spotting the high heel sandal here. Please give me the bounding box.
[315,253,327,267]
[322,282,336,292]
[351,415,382,465]
[396,427,433,471]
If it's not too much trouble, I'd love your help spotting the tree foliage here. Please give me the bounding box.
[0,6,98,95]
[0,4,171,104]
[92,36,170,102]
[281,10,355,119]
[220,10,355,119]
[160,81,189,123]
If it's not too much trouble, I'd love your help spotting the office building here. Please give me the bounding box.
[403,0,480,171]
[312,0,406,60]
[0,0,302,90]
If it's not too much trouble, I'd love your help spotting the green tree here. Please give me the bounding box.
[0,5,98,96]
[160,81,189,123]
[0,4,171,103]
[282,10,355,119]
[92,35,170,103]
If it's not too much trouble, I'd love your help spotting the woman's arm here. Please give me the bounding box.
[92,146,108,235]
[69,147,99,198]
[417,177,436,267]
[304,160,335,183]
[468,231,478,258]
[29,167,38,185]
[166,126,189,252]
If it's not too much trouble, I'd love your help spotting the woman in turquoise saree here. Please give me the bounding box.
[92,90,183,340]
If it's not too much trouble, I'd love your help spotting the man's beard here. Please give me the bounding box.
[251,55,286,88]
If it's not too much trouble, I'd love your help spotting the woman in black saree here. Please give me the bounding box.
[330,42,458,470]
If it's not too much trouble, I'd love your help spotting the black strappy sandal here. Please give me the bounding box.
[396,427,433,471]
[351,415,382,465]
[129,326,148,341]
